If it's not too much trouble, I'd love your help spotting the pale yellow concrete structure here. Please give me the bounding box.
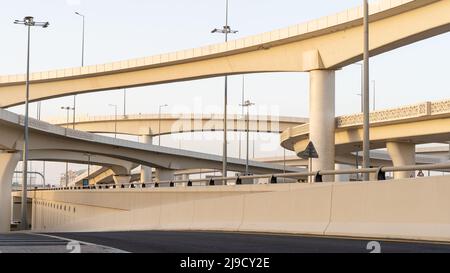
[0,108,301,232]
[309,70,335,181]
[386,142,416,178]
[140,135,153,183]
[1,0,448,184]
[281,99,450,171]
[14,175,450,242]
[49,114,306,136]
[0,0,448,108]
[49,114,306,183]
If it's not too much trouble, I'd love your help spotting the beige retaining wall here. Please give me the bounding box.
[18,175,450,242]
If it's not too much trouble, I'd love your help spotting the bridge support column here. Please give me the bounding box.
[309,70,335,181]
[155,168,175,185]
[387,142,416,179]
[0,151,20,233]
[140,135,153,183]
[113,174,131,185]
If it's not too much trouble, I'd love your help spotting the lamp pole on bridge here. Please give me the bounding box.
[74,12,86,130]
[61,106,74,187]
[212,0,238,178]
[158,104,168,146]
[240,100,255,176]
[14,16,49,230]
[108,104,118,138]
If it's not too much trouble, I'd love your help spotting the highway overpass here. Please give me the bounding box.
[0,107,301,232]
[1,0,448,107]
[1,0,447,180]
[281,99,450,178]
[49,114,307,136]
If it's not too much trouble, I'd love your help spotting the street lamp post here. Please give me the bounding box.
[108,104,118,138]
[354,63,364,113]
[158,104,168,146]
[239,75,245,159]
[14,16,49,230]
[61,106,74,187]
[372,80,376,111]
[362,0,371,180]
[240,100,255,175]
[211,0,238,178]
[74,12,86,130]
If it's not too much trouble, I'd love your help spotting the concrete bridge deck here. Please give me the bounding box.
[0,0,448,107]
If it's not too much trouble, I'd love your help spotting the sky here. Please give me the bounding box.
[1,0,449,185]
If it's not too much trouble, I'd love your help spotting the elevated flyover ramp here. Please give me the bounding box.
[0,0,448,107]
[48,114,307,136]
[281,99,450,155]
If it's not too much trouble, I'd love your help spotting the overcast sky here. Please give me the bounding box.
[1,0,449,185]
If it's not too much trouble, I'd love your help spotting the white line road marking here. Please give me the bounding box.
[33,233,129,253]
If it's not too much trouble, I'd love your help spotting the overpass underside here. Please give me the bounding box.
[14,175,450,242]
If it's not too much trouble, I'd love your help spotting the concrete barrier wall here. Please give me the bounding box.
[21,176,450,242]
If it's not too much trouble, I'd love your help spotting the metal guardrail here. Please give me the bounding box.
[25,162,450,192]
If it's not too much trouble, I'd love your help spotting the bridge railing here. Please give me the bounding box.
[27,162,450,191]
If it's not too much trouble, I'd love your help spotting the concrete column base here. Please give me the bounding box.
[155,168,175,186]
[387,141,416,179]
[0,151,20,233]
[113,175,132,185]
[140,135,153,183]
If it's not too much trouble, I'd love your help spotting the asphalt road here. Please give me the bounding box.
[48,230,450,253]
[0,233,123,253]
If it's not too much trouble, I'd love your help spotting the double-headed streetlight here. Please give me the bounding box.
[74,12,86,130]
[240,100,255,176]
[212,0,238,178]
[158,104,168,146]
[61,106,74,186]
[108,104,118,138]
[14,16,49,230]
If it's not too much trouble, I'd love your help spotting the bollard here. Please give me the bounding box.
[209,179,215,186]
[155,183,159,188]
[236,177,242,185]
[142,183,146,188]
[270,175,277,184]
[187,180,192,187]
[130,184,135,188]
[314,171,323,183]
[169,181,174,187]
[376,167,386,181]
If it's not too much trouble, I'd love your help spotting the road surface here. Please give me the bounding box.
[47,230,450,253]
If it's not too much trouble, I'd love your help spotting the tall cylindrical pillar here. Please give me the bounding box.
[140,135,153,183]
[309,70,336,181]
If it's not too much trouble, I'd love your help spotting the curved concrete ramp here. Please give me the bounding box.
[1,0,448,107]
